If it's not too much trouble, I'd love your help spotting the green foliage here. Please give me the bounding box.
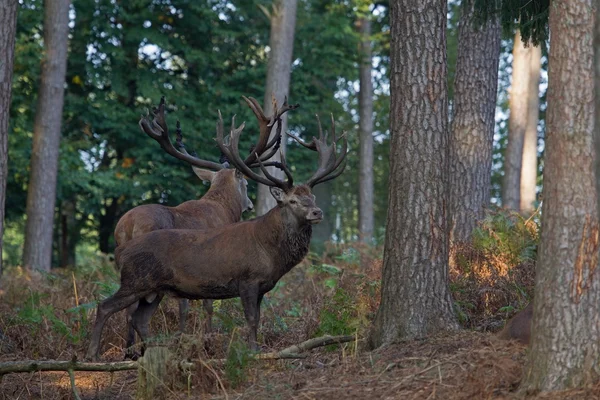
[473,0,549,45]
[224,335,255,388]
[15,289,88,344]
[472,208,539,266]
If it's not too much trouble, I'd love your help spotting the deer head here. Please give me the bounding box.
[215,109,348,226]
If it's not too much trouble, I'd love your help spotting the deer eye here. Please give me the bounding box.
[290,199,297,205]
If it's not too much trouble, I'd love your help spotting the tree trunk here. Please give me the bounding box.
[99,197,119,254]
[502,30,531,210]
[519,44,541,214]
[60,200,77,267]
[255,0,298,216]
[22,0,70,271]
[310,180,333,253]
[596,0,600,220]
[522,0,600,391]
[369,0,458,349]
[449,0,501,243]
[358,16,375,244]
[0,0,18,277]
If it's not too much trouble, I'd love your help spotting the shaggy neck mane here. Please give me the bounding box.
[262,201,313,274]
[201,177,243,221]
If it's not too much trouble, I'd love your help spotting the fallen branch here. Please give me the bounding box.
[257,334,356,359]
[0,359,138,375]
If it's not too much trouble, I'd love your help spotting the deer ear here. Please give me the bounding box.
[269,187,285,204]
[192,167,215,183]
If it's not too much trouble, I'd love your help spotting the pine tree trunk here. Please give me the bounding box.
[522,0,600,391]
[596,0,600,220]
[0,0,18,277]
[310,181,333,253]
[358,16,374,244]
[22,0,70,271]
[502,30,530,210]
[449,0,501,243]
[369,0,458,349]
[519,45,541,214]
[255,0,297,216]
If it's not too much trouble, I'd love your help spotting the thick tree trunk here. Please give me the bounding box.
[369,0,458,349]
[449,0,501,243]
[22,0,70,271]
[255,0,298,216]
[502,30,530,210]
[519,45,542,214]
[0,0,18,277]
[596,0,600,220]
[522,0,600,392]
[358,16,375,244]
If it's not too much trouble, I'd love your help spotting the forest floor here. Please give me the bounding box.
[2,212,592,399]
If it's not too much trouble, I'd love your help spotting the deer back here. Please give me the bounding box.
[497,303,532,345]
[114,169,245,246]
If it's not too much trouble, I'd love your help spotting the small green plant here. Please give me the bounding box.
[224,334,254,387]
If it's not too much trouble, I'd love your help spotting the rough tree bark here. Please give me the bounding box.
[255,0,298,216]
[519,45,541,214]
[502,30,531,210]
[596,0,600,220]
[22,0,70,271]
[449,0,501,243]
[522,0,600,392]
[0,0,18,277]
[358,16,374,243]
[369,0,458,348]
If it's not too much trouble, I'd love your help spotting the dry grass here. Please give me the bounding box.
[2,220,591,399]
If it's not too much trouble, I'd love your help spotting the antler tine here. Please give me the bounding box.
[214,115,290,189]
[248,118,283,168]
[254,150,293,189]
[242,95,300,165]
[139,97,224,171]
[304,115,349,188]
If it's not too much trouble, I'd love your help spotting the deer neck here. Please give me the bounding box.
[261,206,312,273]
[201,185,244,222]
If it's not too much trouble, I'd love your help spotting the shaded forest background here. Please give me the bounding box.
[2,0,546,268]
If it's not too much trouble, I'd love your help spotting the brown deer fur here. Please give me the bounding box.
[86,185,323,360]
[497,303,532,345]
[113,168,252,356]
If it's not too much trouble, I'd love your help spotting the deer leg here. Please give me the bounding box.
[202,299,213,333]
[86,289,140,361]
[131,294,164,355]
[239,283,261,351]
[178,299,190,334]
[124,301,140,360]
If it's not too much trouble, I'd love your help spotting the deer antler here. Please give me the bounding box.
[139,97,225,171]
[242,95,299,166]
[215,112,293,190]
[289,114,348,188]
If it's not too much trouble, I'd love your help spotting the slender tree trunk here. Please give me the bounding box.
[22,0,70,271]
[0,0,18,277]
[520,45,542,214]
[369,0,458,349]
[311,181,333,253]
[60,200,76,267]
[358,16,375,244]
[255,0,298,216]
[502,30,530,210]
[522,0,600,391]
[449,0,501,243]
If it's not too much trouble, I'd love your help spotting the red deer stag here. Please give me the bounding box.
[114,96,297,357]
[497,302,532,345]
[86,112,347,360]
